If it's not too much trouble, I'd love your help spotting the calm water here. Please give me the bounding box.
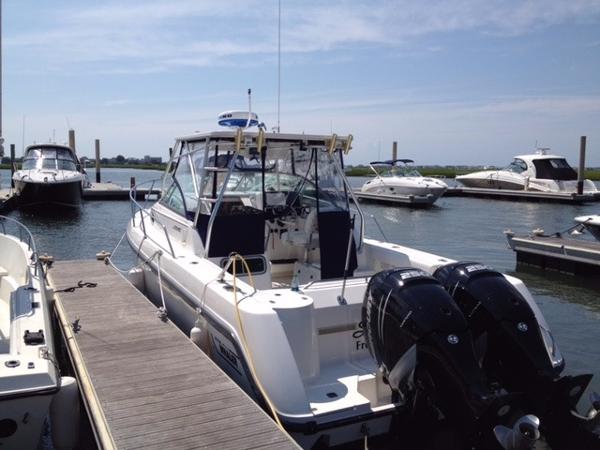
[2,169,599,407]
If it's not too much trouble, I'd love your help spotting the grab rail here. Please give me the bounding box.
[129,179,176,258]
[0,215,40,276]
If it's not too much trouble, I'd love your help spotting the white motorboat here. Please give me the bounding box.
[574,214,600,240]
[0,216,59,449]
[456,148,598,193]
[126,115,599,449]
[13,144,86,208]
[360,159,447,205]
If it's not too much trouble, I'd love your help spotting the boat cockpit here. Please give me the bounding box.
[369,159,421,178]
[156,131,366,290]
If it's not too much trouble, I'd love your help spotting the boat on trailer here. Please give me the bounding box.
[126,115,600,449]
[0,216,59,448]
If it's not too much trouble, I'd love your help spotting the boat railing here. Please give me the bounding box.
[0,215,41,276]
[129,179,176,258]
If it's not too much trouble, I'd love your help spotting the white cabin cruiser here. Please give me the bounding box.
[13,144,85,208]
[126,117,600,449]
[0,216,59,449]
[574,214,600,241]
[360,159,447,205]
[456,148,598,194]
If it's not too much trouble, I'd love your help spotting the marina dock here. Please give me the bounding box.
[505,231,600,275]
[48,260,298,450]
[0,183,159,211]
[353,189,440,206]
[83,182,160,200]
[445,186,600,203]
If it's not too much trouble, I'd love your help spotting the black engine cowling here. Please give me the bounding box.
[432,262,600,450]
[362,268,499,423]
[433,262,564,402]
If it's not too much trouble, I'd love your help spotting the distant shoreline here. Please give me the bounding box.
[0,163,166,171]
[2,163,599,180]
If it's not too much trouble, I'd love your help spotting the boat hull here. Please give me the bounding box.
[15,179,83,208]
[360,178,447,204]
[574,215,600,241]
[457,170,598,193]
[0,394,54,449]
[456,174,525,190]
[1,224,59,449]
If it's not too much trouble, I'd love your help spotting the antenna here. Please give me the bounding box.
[246,88,252,128]
[277,0,281,133]
[0,0,3,157]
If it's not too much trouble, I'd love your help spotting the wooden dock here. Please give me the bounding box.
[505,231,600,275]
[83,182,160,200]
[352,190,439,206]
[445,186,600,203]
[48,260,298,450]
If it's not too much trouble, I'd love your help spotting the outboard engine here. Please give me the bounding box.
[434,262,600,449]
[363,268,518,446]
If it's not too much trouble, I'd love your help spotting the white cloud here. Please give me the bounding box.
[5,0,600,73]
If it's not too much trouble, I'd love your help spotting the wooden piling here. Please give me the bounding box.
[392,141,397,161]
[10,143,15,188]
[130,176,136,189]
[95,139,101,183]
[577,136,586,195]
[68,129,76,154]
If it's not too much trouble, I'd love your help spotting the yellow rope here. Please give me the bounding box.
[230,253,284,429]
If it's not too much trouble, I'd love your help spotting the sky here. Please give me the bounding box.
[2,0,600,166]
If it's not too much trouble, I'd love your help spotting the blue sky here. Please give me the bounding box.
[2,0,600,166]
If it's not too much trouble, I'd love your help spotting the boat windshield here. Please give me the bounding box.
[504,159,527,174]
[22,147,78,171]
[376,165,422,178]
[160,136,353,218]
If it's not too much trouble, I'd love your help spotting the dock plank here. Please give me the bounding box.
[48,259,298,450]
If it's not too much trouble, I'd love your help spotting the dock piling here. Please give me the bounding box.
[94,139,101,183]
[68,129,76,154]
[130,177,135,189]
[10,143,15,188]
[392,141,397,160]
[577,136,586,195]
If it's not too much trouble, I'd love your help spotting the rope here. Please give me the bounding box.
[55,280,98,293]
[230,253,285,430]
[105,231,162,276]
[41,348,62,391]
[534,219,590,238]
[104,231,167,320]
[155,252,168,321]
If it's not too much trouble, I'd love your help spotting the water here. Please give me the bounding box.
[2,169,600,437]
[1,168,162,266]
